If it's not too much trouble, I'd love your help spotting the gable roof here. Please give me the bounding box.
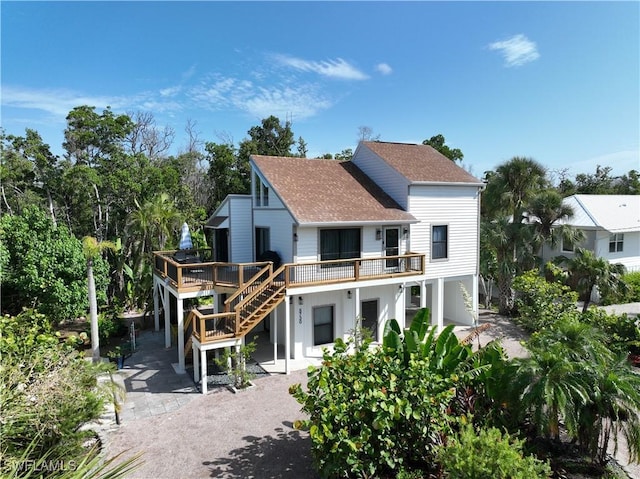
[360,141,483,184]
[251,155,416,225]
[563,194,640,233]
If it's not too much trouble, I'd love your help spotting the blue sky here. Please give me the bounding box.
[2,1,639,179]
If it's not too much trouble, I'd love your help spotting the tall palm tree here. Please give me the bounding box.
[83,236,116,362]
[481,157,548,314]
[526,189,584,264]
[557,248,627,312]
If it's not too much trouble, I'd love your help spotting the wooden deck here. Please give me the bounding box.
[153,250,426,293]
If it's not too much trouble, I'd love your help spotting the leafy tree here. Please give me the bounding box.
[205,142,245,210]
[82,236,117,362]
[422,134,464,162]
[556,247,627,312]
[334,148,353,161]
[0,207,109,322]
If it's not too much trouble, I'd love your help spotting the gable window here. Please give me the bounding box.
[254,173,269,207]
[313,305,334,345]
[432,225,448,260]
[609,233,624,253]
[320,228,361,262]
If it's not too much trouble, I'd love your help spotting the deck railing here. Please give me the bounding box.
[153,251,425,292]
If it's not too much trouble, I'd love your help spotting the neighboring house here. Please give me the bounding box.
[152,141,484,392]
[542,194,640,272]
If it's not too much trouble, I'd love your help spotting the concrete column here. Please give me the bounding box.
[177,298,185,373]
[420,280,427,308]
[354,288,361,334]
[433,278,445,331]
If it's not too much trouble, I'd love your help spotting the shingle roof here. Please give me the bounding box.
[563,194,640,233]
[251,155,416,225]
[361,141,482,184]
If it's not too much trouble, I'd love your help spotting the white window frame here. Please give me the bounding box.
[609,233,624,253]
[431,224,449,261]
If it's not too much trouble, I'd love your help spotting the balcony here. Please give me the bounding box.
[153,250,425,293]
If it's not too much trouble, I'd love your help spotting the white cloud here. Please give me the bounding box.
[191,75,332,120]
[274,54,368,80]
[488,34,540,67]
[375,63,393,75]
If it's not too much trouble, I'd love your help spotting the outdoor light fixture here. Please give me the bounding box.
[376,229,382,240]
[298,296,303,305]
[293,233,298,242]
[347,290,352,299]
[399,284,404,291]
[403,227,409,238]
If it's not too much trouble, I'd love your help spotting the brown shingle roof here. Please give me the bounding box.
[251,155,416,225]
[362,141,482,184]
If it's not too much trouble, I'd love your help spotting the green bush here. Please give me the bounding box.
[94,311,127,341]
[436,424,551,479]
[601,271,640,305]
[513,270,578,332]
[581,308,640,355]
[0,309,107,467]
[290,309,512,478]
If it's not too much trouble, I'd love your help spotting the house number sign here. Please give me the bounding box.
[298,308,302,324]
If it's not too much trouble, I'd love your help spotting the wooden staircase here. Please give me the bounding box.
[184,264,287,357]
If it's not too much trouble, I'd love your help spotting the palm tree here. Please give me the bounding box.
[526,189,584,265]
[481,157,548,314]
[557,248,627,312]
[83,236,116,362]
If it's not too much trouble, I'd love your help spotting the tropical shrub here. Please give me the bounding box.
[1,309,107,467]
[436,423,551,479]
[94,311,127,341]
[600,271,640,305]
[512,269,578,332]
[290,309,511,478]
[580,308,640,355]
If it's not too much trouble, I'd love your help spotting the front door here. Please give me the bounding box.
[384,227,399,268]
[361,299,379,341]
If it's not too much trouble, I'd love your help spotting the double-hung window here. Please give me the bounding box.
[320,228,361,262]
[313,305,334,345]
[609,233,624,253]
[432,225,448,260]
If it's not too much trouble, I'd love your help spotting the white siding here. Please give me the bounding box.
[352,145,410,209]
[228,197,253,263]
[595,230,640,271]
[408,185,479,279]
[296,227,319,263]
[253,208,295,263]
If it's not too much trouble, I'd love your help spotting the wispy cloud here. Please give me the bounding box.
[375,63,393,75]
[1,85,184,119]
[190,75,332,120]
[488,34,540,67]
[274,54,368,80]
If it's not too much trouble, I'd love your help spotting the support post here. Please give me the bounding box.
[177,298,185,373]
[193,342,199,383]
[285,297,290,374]
[164,285,171,348]
[200,348,207,394]
[153,279,160,331]
[434,277,445,332]
[273,307,278,365]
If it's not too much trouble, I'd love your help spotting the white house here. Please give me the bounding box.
[543,194,640,272]
[152,141,484,392]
